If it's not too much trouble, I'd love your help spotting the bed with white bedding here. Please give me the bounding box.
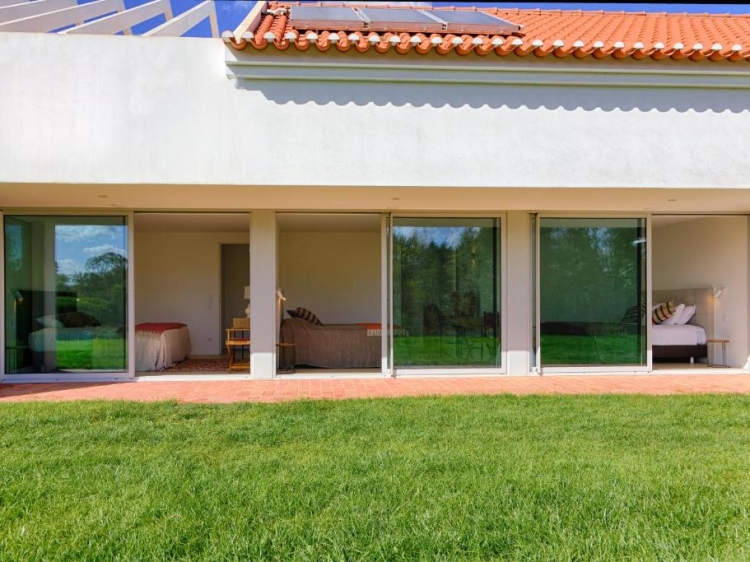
[652,324,707,347]
[652,288,712,362]
[134,323,191,371]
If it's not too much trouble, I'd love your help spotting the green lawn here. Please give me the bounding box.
[1,396,750,560]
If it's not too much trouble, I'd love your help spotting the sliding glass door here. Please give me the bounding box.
[4,216,128,375]
[392,217,502,370]
[538,217,647,368]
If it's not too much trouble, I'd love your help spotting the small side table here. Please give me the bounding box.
[226,328,251,373]
[707,339,730,368]
[277,342,297,374]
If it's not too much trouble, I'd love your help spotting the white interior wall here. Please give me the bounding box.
[652,216,748,368]
[279,231,381,324]
[135,231,249,356]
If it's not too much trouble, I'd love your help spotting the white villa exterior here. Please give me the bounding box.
[2,2,750,381]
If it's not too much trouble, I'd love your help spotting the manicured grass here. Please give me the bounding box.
[2,395,750,559]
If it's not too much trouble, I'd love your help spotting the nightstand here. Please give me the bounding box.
[707,339,730,368]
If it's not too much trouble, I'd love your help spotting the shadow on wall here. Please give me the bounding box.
[236,80,750,114]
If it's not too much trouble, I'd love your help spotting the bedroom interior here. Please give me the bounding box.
[650,215,748,370]
[134,212,250,375]
[277,213,383,375]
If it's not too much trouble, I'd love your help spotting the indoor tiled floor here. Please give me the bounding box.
[2,373,750,403]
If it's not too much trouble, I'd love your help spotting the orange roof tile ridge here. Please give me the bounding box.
[270,3,750,17]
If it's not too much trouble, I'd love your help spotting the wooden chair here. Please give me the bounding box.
[226,327,250,372]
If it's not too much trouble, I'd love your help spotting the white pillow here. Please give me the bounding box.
[37,314,62,328]
[675,305,696,326]
[661,303,685,326]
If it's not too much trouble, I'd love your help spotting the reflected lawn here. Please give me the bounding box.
[541,335,645,366]
[394,335,500,367]
[55,338,126,370]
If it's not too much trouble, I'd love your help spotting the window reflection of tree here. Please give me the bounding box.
[56,252,127,328]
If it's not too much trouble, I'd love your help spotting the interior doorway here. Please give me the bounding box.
[221,244,250,346]
[133,212,250,376]
[277,213,383,375]
[651,215,748,370]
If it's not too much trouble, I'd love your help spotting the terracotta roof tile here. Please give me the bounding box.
[228,3,750,63]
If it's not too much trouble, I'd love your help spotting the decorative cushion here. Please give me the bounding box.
[288,307,323,326]
[620,303,646,324]
[661,303,685,326]
[57,311,101,328]
[652,300,676,325]
[37,314,63,328]
[675,304,697,326]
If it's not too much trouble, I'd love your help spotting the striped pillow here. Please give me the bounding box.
[652,300,676,324]
[291,307,323,326]
[621,303,646,324]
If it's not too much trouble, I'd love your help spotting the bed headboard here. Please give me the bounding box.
[653,288,713,339]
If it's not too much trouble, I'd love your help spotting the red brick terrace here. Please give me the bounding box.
[3,374,750,403]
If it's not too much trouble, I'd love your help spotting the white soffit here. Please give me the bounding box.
[277,213,381,233]
[651,215,721,228]
[135,213,250,233]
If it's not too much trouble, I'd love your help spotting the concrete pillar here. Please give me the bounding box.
[745,215,750,371]
[505,212,533,375]
[250,211,277,379]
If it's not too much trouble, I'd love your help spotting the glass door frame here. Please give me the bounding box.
[388,212,508,376]
[381,213,391,376]
[1,209,135,382]
[534,213,652,374]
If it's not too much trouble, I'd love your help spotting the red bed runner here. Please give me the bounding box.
[136,322,186,335]
[356,323,408,336]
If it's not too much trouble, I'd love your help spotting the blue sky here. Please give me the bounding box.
[55,225,127,276]
[117,2,750,38]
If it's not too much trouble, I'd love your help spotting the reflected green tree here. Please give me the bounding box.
[70,252,127,327]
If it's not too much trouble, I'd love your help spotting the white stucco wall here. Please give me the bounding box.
[652,216,749,368]
[135,231,249,356]
[2,32,750,191]
[279,231,381,324]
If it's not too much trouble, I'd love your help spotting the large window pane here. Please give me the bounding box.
[5,216,128,374]
[539,218,646,367]
[393,217,501,368]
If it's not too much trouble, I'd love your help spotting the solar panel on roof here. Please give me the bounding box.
[358,8,444,33]
[289,6,367,31]
[426,10,521,34]
[287,6,520,36]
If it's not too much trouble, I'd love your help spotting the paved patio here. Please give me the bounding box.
[2,374,750,403]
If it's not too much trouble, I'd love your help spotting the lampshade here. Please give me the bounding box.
[243,286,251,300]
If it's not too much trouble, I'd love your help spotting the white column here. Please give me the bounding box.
[127,212,136,378]
[250,211,277,379]
[0,212,4,381]
[42,220,57,372]
[505,212,533,375]
[745,215,750,370]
